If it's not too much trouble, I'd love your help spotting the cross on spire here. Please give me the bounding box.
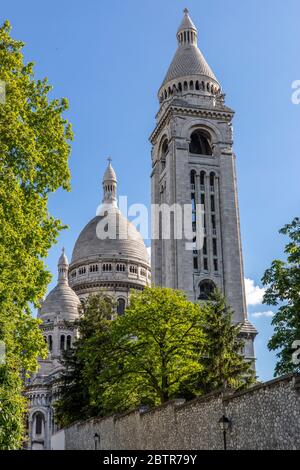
[107,156,112,164]
[183,8,189,15]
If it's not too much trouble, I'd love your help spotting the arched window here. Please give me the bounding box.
[195,81,200,90]
[66,335,72,350]
[189,130,212,155]
[210,172,215,188]
[48,335,53,352]
[190,170,196,187]
[200,171,206,188]
[160,139,168,172]
[117,298,126,316]
[189,80,194,90]
[116,263,126,272]
[35,413,44,435]
[198,280,216,300]
[129,265,137,274]
[102,263,112,272]
[183,81,188,91]
[178,82,182,92]
[89,264,99,273]
[60,335,65,351]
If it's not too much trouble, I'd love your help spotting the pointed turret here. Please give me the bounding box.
[102,157,117,206]
[177,8,197,42]
[58,247,68,284]
[159,9,220,102]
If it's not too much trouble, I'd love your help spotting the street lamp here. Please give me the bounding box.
[94,433,100,450]
[218,415,230,450]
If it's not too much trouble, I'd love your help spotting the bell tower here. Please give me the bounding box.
[150,9,257,359]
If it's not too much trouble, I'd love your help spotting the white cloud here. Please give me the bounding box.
[244,278,265,306]
[251,311,274,318]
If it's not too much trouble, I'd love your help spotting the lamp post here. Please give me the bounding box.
[218,415,230,450]
[94,433,100,450]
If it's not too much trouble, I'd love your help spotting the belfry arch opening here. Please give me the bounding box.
[160,138,168,172]
[189,130,212,156]
[198,279,216,300]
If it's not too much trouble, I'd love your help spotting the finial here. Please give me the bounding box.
[183,8,189,15]
[107,156,112,164]
[62,247,65,254]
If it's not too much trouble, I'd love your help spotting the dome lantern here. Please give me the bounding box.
[102,157,117,206]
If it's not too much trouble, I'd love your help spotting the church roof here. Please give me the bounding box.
[177,8,197,33]
[71,210,149,266]
[103,161,117,182]
[58,247,68,266]
[38,250,80,321]
[71,163,150,267]
[162,45,217,86]
[161,10,219,89]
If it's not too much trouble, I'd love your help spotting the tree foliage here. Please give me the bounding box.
[55,293,115,427]
[180,289,255,397]
[262,217,300,376]
[0,20,72,448]
[56,287,254,424]
[98,287,205,413]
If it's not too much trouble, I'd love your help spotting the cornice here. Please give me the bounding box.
[150,103,234,144]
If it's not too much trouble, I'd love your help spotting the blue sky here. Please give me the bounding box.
[2,0,299,381]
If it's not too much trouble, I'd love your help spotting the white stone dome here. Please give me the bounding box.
[38,250,81,321]
[71,209,149,266]
[69,161,150,297]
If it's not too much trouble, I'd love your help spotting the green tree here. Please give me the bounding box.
[180,289,255,398]
[95,287,206,413]
[0,20,72,448]
[55,293,115,427]
[262,217,300,376]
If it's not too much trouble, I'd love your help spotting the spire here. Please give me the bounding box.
[159,9,220,95]
[177,8,197,45]
[58,248,69,284]
[102,157,117,205]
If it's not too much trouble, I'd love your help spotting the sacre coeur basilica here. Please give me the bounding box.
[25,9,257,450]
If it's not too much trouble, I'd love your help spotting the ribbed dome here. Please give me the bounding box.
[160,9,219,90]
[71,208,149,266]
[162,45,217,86]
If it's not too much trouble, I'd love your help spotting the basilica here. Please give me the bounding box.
[25,9,257,450]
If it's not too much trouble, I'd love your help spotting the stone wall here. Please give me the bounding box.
[54,374,300,450]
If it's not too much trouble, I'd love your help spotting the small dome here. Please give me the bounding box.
[103,162,117,182]
[58,248,68,266]
[38,250,81,321]
[39,284,80,320]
